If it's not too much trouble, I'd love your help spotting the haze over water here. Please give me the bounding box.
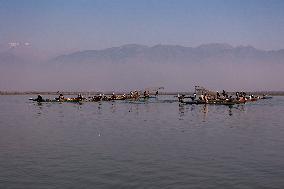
[1,0,284,92]
[0,95,284,188]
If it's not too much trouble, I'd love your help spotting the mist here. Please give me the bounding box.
[1,61,283,92]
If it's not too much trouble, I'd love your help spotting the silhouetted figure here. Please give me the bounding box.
[35,95,43,102]
[216,91,220,99]
[77,93,83,100]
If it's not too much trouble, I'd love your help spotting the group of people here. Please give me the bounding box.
[178,89,247,103]
[129,90,158,99]
[90,90,159,101]
[34,93,85,102]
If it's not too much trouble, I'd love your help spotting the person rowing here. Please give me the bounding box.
[177,94,186,103]
[58,94,65,101]
[155,91,159,96]
[111,92,117,100]
[143,90,150,98]
[216,91,220,99]
[34,94,44,102]
[76,93,83,101]
[189,92,197,101]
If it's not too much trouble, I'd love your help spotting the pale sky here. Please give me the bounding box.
[1,0,284,91]
[1,0,284,54]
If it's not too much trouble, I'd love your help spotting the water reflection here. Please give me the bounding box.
[31,99,247,121]
[235,104,246,112]
[110,102,116,113]
[35,102,43,117]
[178,103,245,120]
[128,104,140,115]
[228,105,233,116]
[202,104,208,121]
[97,102,102,115]
[178,104,185,119]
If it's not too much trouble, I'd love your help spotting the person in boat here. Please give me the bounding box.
[134,91,140,99]
[199,94,204,101]
[143,90,150,98]
[222,90,228,98]
[35,94,43,102]
[96,94,103,101]
[92,95,99,102]
[177,94,185,103]
[222,90,226,97]
[77,93,83,101]
[216,91,220,99]
[236,92,240,100]
[189,96,195,101]
[102,94,108,101]
[58,94,65,101]
[155,91,159,96]
[193,92,197,99]
[143,90,147,97]
[204,93,208,103]
[111,92,116,100]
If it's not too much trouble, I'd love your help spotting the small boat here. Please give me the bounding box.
[181,99,236,106]
[29,98,82,103]
[261,95,273,99]
[142,96,157,99]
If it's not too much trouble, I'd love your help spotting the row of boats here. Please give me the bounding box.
[29,91,158,103]
[29,86,273,106]
[178,95,271,105]
[178,86,272,105]
[172,86,272,106]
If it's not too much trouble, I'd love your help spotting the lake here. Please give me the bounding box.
[0,95,284,189]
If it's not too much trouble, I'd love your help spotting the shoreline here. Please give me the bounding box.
[1,91,284,96]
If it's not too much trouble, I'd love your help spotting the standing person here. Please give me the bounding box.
[155,91,159,96]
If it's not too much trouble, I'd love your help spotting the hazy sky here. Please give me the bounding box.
[1,0,284,53]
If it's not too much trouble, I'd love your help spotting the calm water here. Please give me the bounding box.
[0,95,284,189]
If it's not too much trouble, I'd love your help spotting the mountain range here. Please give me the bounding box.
[51,43,284,65]
[1,43,284,65]
[1,43,284,91]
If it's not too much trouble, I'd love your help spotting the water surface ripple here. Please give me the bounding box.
[0,95,284,189]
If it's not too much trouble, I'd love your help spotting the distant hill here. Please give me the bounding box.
[1,43,283,65]
[51,43,284,65]
[1,43,284,91]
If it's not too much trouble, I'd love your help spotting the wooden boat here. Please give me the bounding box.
[261,96,273,99]
[181,99,236,106]
[246,98,258,102]
[29,98,82,103]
